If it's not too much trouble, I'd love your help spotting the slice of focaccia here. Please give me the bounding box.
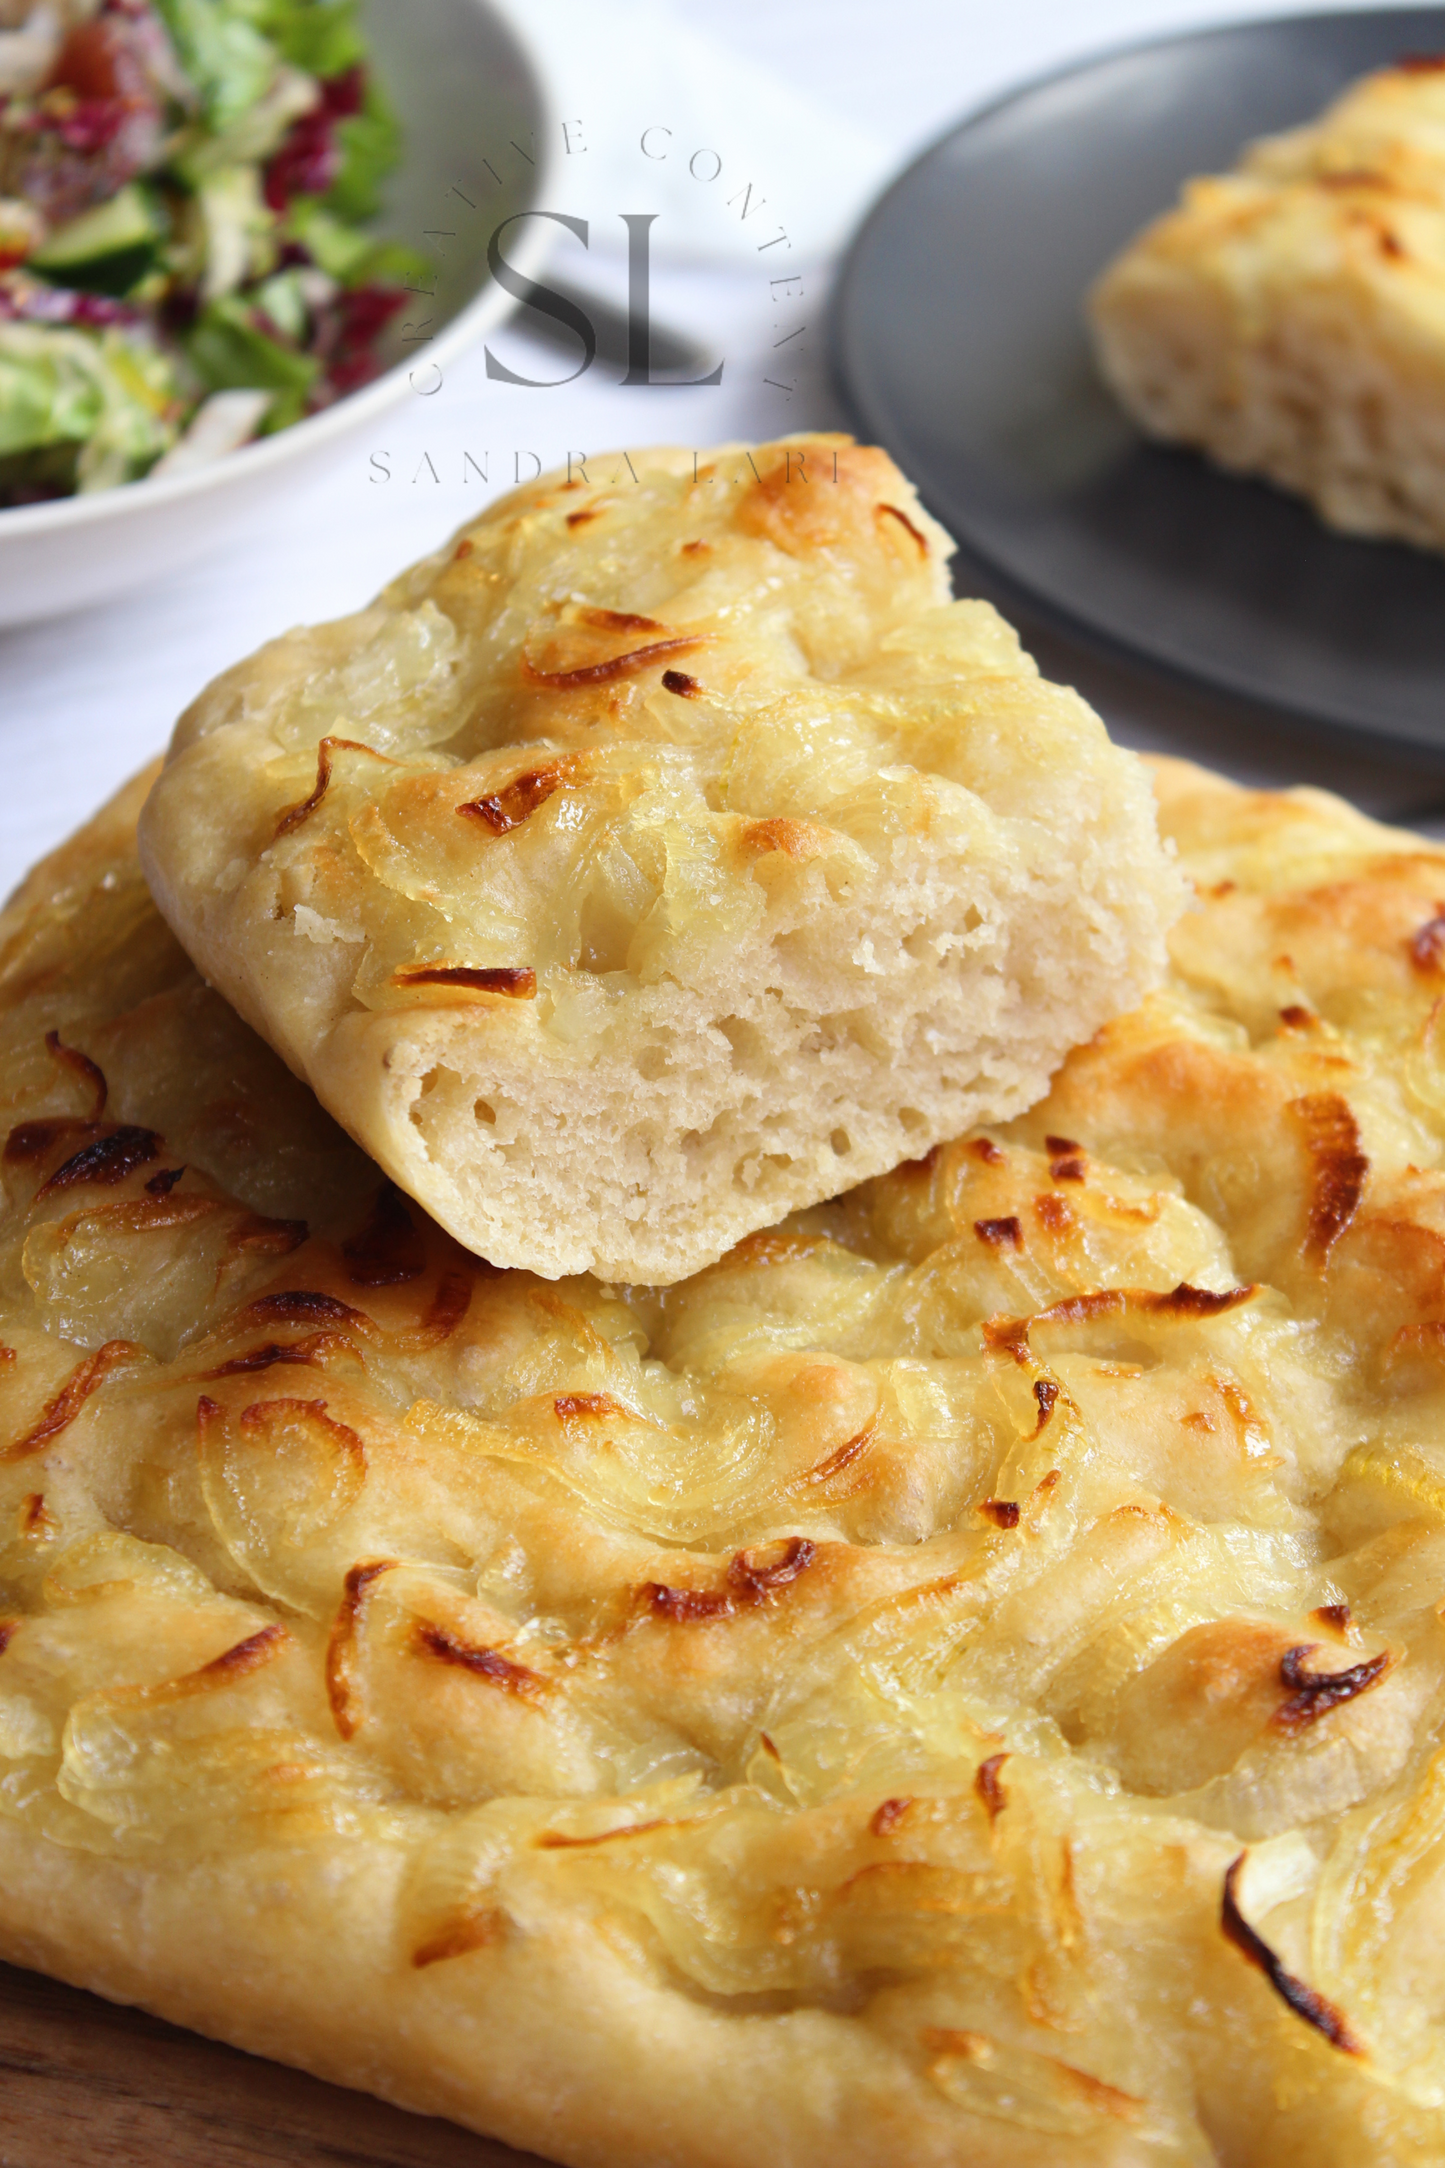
[137,435,1183,1285]
[1090,60,1445,549]
[6,765,1445,2165]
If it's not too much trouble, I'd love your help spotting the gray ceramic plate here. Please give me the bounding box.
[832,8,1445,760]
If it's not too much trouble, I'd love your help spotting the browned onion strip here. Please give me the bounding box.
[411,1907,506,1969]
[521,634,707,689]
[326,1559,397,1739]
[392,964,536,997]
[415,1621,547,1701]
[871,1795,913,1836]
[1273,1644,1390,1731]
[35,1125,161,1200]
[274,737,396,839]
[242,1289,376,1336]
[984,1281,1258,1364]
[876,502,929,554]
[459,760,577,835]
[1221,1855,1363,2053]
[1291,1093,1369,1263]
[392,1268,473,1354]
[7,1339,140,1461]
[116,1621,292,1709]
[796,1418,876,1491]
[975,1753,1008,1823]
[536,1819,669,1850]
[189,1623,289,1690]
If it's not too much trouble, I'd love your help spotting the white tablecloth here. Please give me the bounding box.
[2,0,1438,903]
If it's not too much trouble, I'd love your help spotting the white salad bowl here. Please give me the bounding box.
[0,0,553,629]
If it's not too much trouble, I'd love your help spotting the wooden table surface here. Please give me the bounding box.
[0,1959,547,2167]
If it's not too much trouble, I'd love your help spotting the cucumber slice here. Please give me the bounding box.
[32,185,166,297]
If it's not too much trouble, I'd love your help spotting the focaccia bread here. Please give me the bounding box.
[136,435,1183,1285]
[6,761,1445,2163]
[1090,60,1445,549]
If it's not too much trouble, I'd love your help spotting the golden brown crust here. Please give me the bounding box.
[0,760,1444,2160]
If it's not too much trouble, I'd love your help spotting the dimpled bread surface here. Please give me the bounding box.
[136,435,1183,1285]
[3,761,1445,2162]
[1090,61,1445,550]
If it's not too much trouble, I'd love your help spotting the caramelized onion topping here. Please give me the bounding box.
[536,1819,669,1850]
[521,635,707,690]
[325,1559,397,1740]
[642,1537,818,1624]
[274,736,394,839]
[411,1907,505,1969]
[1273,1644,1390,1731]
[975,1752,1009,1823]
[245,1290,372,1331]
[392,964,536,997]
[459,759,579,836]
[875,503,929,555]
[200,1335,343,1379]
[415,1622,547,1701]
[35,1125,160,1200]
[393,1268,474,1353]
[796,1419,876,1490]
[7,1340,139,1461]
[553,1392,624,1421]
[1291,1094,1368,1263]
[1221,1856,1363,2053]
[985,1284,1257,1362]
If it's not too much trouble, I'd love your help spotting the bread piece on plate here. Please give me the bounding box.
[1090,60,1445,549]
[7,763,1445,2164]
[137,435,1183,1285]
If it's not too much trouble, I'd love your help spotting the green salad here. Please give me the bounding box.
[0,0,421,506]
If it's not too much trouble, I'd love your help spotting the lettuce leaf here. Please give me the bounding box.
[263,0,364,79]
[187,294,318,428]
[324,71,400,221]
[153,0,279,129]
[0,324,181,489]
[175,63,316,182]
[282,198,426,287]
[0,331,98,458]
[279,196,369,280]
